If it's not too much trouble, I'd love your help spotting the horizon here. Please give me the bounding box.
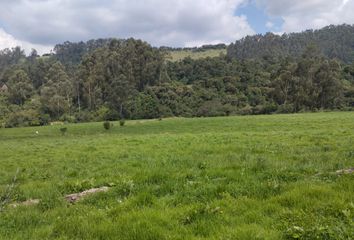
[0,0,353,54]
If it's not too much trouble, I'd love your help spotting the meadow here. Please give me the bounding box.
[168,49,227,62]
[0,112,353,239]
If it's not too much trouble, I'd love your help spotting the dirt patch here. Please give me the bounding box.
[10,199,40,208]
[65,186,110,203]
[336,168,354,175]
[7,186,110,208]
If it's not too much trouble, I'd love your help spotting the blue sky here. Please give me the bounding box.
[235,1,284,34]
[0,0,353,54]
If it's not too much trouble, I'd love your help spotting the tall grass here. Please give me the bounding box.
[0,112,353,239]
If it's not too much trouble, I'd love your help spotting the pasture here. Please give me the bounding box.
[168,49,227,62]
[0,112,353,239]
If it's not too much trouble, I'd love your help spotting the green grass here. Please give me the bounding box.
[0,112,353,239]
[168,49,226,62]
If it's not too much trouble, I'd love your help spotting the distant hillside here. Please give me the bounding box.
[167,48,226,62]
[53,25,354,65]
[1,27,353,128]
[54,40,227,66]
[162,44,226,62]
[227,24,354,63]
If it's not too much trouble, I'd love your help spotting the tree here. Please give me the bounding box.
[40,62,73,118]
[79,49,105,111]
[313,60,343,108]
[78,38,165,119]
[272,59,297,105]
[0,94,10,126]
[7,69,33,105]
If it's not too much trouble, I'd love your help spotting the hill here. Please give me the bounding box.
[0,26,353,128]
[168,48,226,62]
[162,44,227,62]
[227,24,354,63]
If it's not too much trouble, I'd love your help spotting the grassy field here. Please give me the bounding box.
[168,49,227,62]
[0,112,353,239]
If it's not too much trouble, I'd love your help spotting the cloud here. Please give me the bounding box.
[0,28,52,54]
[266,21,274,29]
[258,0,354,32]
[0,0,255,51]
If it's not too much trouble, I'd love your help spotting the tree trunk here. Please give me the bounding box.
[120,103,123,119]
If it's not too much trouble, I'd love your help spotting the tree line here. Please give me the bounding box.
[0,25,353,128]
[227,24,354,63]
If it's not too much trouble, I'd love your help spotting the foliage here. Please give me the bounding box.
[59,127,67,135]
[103,121,111,130]
[227,24,354,63]
[6,69,33,105]
[0,25,354,126]
[4,109,47,128]
[40,62,73,118]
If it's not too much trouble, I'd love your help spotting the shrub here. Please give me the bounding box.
[277,104,295,114]
[5,109,43,128]
[196,100,226,117]
[238,105,253,115]
[252,103,277,115]
[119,119,125,127]
[103,121,111,130]
[74,110,93,123]
[223,104,234,116]
[59,114,76,123]
[39,114,50,126]
[59,127,67,135]
[95,106,110,121]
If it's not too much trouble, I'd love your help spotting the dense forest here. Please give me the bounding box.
[227,24,354,63]
[0,25,354,127]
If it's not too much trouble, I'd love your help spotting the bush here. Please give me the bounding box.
[95,106,110,121]
[5,109,45,128]
[103,121,111,130]
[196,100,226,117]
[105,109,120,121]
[237,105,253,115]
[39,114,51,126]
[59,114,76,124]
[74,110,93,123]
[119,119,125,127]
[59,127,67,135]
[158,105,174,118]
[277,104,295,114]
[252,103,278,115]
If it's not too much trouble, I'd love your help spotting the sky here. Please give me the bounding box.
[0,0,353,54]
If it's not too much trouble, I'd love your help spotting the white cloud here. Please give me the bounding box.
[266,21,274,29]
[0,28,52,55]
[258,0,354,33]
[0,0,255,49]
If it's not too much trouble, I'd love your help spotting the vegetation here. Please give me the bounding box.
[227,24,354,63]
[168,49,227,62]
[0,112,353,239]
[103,121,111,130]
[59,127,67,135]
[0,25,354,128]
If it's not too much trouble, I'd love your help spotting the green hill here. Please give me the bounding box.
[168,48,227,62]
[227,24,354,63]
